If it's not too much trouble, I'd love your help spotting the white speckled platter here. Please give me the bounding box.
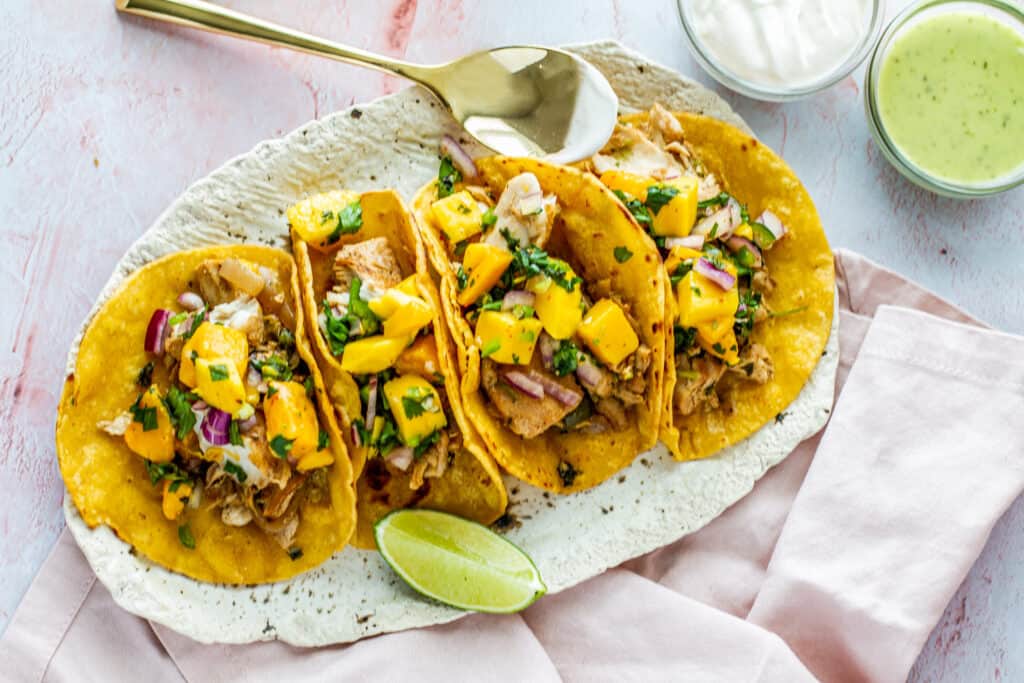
[63,41,838,646]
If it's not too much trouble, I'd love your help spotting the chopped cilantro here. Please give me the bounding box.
[437,156,462,198]
[320,209,334,224]
[481,339,501,358]
[304,375,315,398]
[670,261,693,286]
[322,301,349,356]
[185,308,205,339]
[401,388,431,419]
[276,327,295,349]
[251,354,292,380]
[266,384,278,397]
[326,201,363,244]
[552,341,580,377]
[453,240,469,258]
[269,434,294,459]
[413,429,441,458]
[178,523,195,550]
[163,386,197,440]
[510,245,581,293]
[455,264,469,291]
[208,363,230,382]
[376,418,400,455]
[478,296,503,312]
[499,227,521,249]
[129,394,158,432]
[318,430,329,450]
[223,459,247,484]
[228,419,242,446]
[645,185,680,214]
[512,304,535,319]
[519,329,536,343]
[711,342,726,354]
[168,311,188,326]
[481,207,497,228]
[673,325,697,354]
[347,276,381,335]
[613,246,633,263]
[769,306,808,319]
[136,361,155,388]
[734,290,762,341]
[613,190,653,227]
[697,192,731,210]
[143,460,189,487]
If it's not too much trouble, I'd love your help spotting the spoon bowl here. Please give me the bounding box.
[116,0,619,163]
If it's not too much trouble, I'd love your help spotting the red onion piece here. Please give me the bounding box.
[756,210,787,240]
[724,236,764,267]
[177,291,204,311]
[237,415,258,433]
[501,290,536,311]
[694,258,736,291]
[502,370,545,399]
[192,400,208,411]
[441,135,479,182]
[351,424,362,448]
[538,333,558,370]
[692,201,741,240]
[664,235,705,250]
[201,408,231,445]
[575,358,605,389]
[144,309,172,355]
[365,376,378,428]
[386,446,415,472]
[526,370,582,408]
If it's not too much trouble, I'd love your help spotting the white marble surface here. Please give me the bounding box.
[1,0,1021,679]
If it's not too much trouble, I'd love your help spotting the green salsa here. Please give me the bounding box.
[878,12,1024,184]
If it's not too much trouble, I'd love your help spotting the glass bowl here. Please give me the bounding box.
[864,0,1024,198]
[677,0,887,101]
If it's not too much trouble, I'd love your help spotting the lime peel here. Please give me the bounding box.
[374,509,546,613]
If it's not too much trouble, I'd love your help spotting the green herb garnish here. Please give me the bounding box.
[178,523,196,550]
[136,361,155,388]
[269,434,294,460]
[697,192,731,210]
[208,363,230,382]
[645,185,680,215]
[437,156,462,198]
[552,340,580,377]
[326,200,363,244]
[223,460,248,484]
[481,339,501,358]
[613,246,633,263]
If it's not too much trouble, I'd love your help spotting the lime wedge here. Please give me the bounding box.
[373,509,546,613]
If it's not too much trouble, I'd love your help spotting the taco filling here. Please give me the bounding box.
[591,104,789,418]
[429,167,652,438]
[98,257,334,551]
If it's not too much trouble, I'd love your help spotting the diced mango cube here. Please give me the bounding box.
[340,335,410,374]
[699,327,740,366]
[675,265,739,328]
[600,169,653,201]
[194,356,249,416]
[696,318,732,345]
[287,190,361,248]
[528,268,583,340]
[431,190,484,243]
[297,448,334,472]
[395,335,441,379]
[650,176,699,237]
[124,386,176,463]
[264,380,320,459]
[368,289,434,338]
[395,274,421,297]
[734,223,754,240]
[161,479,193,520]
[382,375,447,448]
[663,246,703,275]
[179,322,249,388]
[457,243,513,307]
[577,299,640,367]
[474,311,543,365]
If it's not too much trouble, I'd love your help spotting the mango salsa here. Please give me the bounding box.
[430,190,484,243]
[161,479,193,520]
[264,380,320,459]
[650,176,699,237]
[529,269,583,340]
[179,322,249,388]
[663,246,703,275]
[194,356,248,416]
[599,169,653,201]
[383,375,447,447]
[733,223,754,240]
[696,318,732,345]
[369,288,434,338]
[457,243,513,307]
[395,274,421,297]
[675,264,739,328]
[340,335,410,374]
[287,190,361,248]
[124,386,176,463]
[699,327,740,366]
[296,448,334,473]
[474,311,543,365]
[395,335,440,379]
[577,299,640,367]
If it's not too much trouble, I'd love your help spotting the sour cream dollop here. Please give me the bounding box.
[688,0,873,88]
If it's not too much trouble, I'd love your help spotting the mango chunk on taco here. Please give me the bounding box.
[414,156,668,493]
[290,190,507,548]
[586,105,835,460]
[56,246,357,583]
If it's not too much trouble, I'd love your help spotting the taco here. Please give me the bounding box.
[585,104,835,460]
[412,156,668,493]
[289,189,507,548]
[56,246,356,583]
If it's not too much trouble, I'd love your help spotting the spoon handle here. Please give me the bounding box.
[116,0,432,82]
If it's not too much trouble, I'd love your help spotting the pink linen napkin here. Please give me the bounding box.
[3,249,1024,683]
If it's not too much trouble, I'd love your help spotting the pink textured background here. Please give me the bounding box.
[1,1,1021,679]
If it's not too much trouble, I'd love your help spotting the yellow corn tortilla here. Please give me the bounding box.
[413,158,668,493]
[616,112,835,460]
[292,190,508,548]
[56,245,357,584]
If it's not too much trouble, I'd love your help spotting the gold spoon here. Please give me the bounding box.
[116,0,619,163]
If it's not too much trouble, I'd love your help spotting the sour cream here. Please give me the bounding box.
[687,0,873,88]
